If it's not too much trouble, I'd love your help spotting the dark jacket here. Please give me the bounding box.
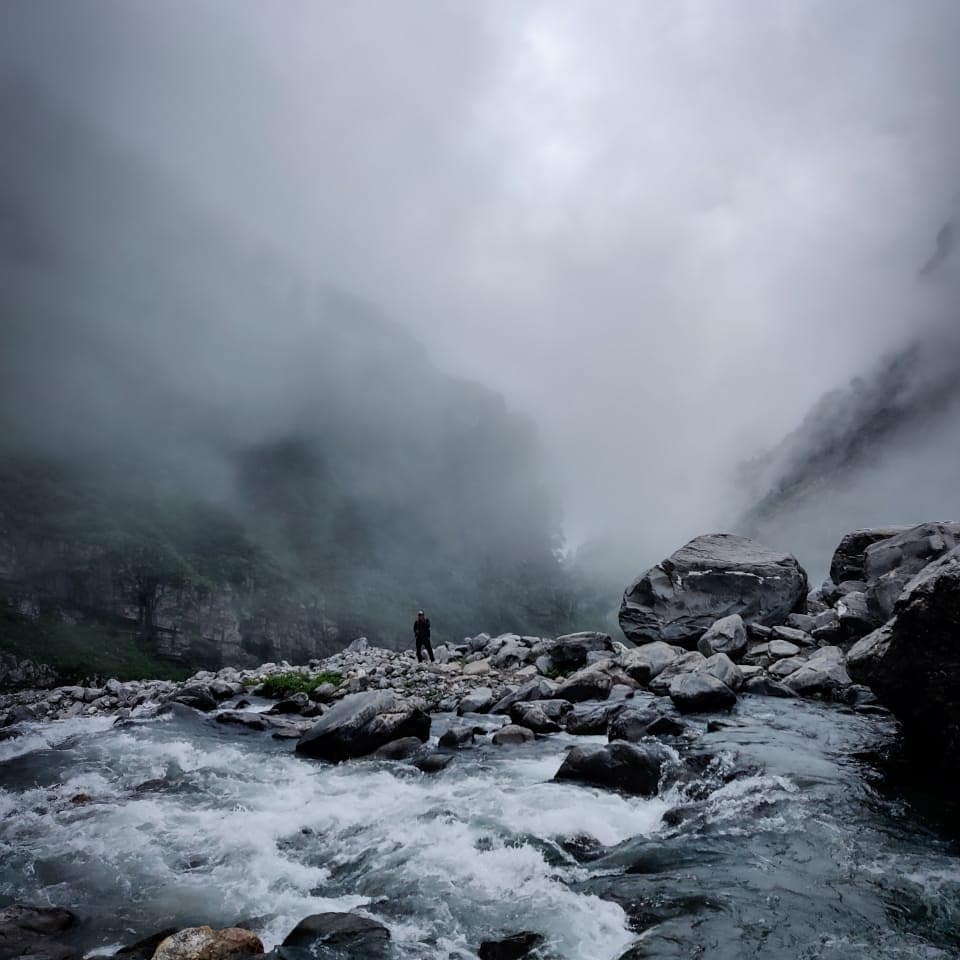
[413,618,431,643]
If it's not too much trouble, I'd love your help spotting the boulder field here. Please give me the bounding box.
[3,523,958,772]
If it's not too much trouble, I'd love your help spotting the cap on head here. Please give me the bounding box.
[418,610,425,615]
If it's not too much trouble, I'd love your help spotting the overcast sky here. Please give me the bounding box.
[3,0,959,563]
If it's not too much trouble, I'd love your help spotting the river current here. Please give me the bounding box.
[1,696,958,959]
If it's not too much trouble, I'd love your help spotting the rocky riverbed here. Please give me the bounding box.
[2,524,960,960]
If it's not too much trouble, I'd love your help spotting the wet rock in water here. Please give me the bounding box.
[782,646,851,697]
[295,691,429,762]
[555,662,614,702]
[456,687,495,715]
[492,724,535,745]
[152,926,263,960]
[267,693,309,715]
[438,725,475,748]
[113,928,178,960]
[215,711,271,732]
[645,715,687,736]
[619,533,808,648]
[607,707,661,742]
[281,913,389,957]
[370,736,423,760]
[741,675,799,698]
[0,905,76,937]
[698,653,743,691]
[669,673,736,714]
[413,752,453,773]
[564,702,624,735]
[620,641,681,684]
[509,702,561,733]
[478,932,544,960]
[553,741,670,796]
[848,546,960,764]
[697,614,747,660]
[648,652,706,694]
[168,685,218,712]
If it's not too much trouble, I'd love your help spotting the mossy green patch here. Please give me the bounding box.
[256,670,343,699]
[0,604,191,682]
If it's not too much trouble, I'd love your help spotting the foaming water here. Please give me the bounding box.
[1,701,958,960]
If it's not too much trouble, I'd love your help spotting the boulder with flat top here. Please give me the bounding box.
[619,534,808,649]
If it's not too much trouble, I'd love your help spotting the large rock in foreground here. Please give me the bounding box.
[619,534,808,648]
[281,913,389,958]
[152,927,262,960]
[295,691,429,762]
[553,741,670,796]
[848,547,960,764]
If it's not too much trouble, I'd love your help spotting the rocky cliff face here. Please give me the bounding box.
[0,531,339,671]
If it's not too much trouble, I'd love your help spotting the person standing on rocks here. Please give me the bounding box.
[414,610,434,663]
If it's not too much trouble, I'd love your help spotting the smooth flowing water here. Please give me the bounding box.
[1,697,958,959]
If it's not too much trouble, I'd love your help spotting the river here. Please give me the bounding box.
[1,695,958,959]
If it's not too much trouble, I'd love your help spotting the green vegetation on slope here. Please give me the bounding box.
[0,605,191,683]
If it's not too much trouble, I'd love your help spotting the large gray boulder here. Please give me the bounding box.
[619,534,808,649]
[829,526,912,583]
[295,691,429,762]
[553,741,671,795]
[848,547,960,764]
[861,522,960,623]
